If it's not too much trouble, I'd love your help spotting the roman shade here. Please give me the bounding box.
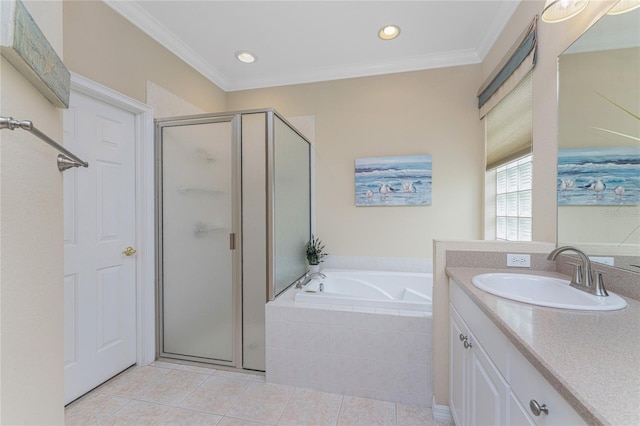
[478,16,537,118]
[485,71,533,170]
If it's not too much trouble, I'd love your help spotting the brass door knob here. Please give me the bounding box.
[122,247,137,256]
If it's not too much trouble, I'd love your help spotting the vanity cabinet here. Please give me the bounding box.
[449,278,584,426]
[450,305,509,425]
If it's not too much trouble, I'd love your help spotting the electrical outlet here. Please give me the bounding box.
[507,253,531,268]
[589,256,614,266]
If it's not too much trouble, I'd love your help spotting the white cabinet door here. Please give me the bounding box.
[451,304,508,426]
[450,278,584,426]
[468,342,507,426]
[508,391,536,426]
[450,306,468,425]
[64,90,138,404]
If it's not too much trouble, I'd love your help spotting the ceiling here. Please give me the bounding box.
[104,0,520,92]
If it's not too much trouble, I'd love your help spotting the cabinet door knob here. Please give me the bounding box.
[529,399,549,416]
[459,333,466,342]
[463,339,472,349]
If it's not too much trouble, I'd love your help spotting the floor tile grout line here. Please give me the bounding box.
[103,394,231,423]
[68,360,441,426]
[170,372,212,409]
[270,386,295,426]
[96,397,135,425]
[336,393,346,425]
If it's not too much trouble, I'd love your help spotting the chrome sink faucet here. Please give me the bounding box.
[294,271,327,289]
[547,246,608,297]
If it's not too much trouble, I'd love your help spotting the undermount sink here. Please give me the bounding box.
[471,273,627,311]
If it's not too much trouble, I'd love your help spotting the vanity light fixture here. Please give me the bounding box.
[607,0,640,15]
[378,25,400,40]
[541,0,589,23]
[235,51,256,63]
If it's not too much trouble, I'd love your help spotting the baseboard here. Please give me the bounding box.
[432,395,454,424]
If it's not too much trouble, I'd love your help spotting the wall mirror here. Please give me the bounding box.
[557,6,640,272]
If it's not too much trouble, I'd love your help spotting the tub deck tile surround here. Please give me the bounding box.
[446,266,640,426]
[266,285,432,406]
[65,361,451,425]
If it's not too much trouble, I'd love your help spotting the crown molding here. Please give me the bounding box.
[104,0,499,93]
[103,0,230,90]
[225,49,482,92]
[475,0,521,61]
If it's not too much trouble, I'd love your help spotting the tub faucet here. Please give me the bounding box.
[295,271,327,289]
[547,246,608,297]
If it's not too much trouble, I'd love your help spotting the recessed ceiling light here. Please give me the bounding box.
[378,25,400,40]
[236,51,256,63]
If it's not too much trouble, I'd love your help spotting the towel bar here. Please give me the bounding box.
[0,116,89,171]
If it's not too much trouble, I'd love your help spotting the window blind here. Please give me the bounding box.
[485,71,533,171]
[496,155,532,241]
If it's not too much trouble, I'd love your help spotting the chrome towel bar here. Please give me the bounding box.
[0,116,89,171]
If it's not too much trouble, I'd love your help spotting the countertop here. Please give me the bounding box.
[446,267,640,426]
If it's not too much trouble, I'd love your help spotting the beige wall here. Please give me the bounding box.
[228,66,485,259]
[0,1,622,420]
[64,0,615,259]
[0,1,65,423]
[430,0,619,408]
[63,0,227,113]
[481,0,618,244]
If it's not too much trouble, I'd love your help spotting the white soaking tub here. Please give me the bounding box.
[294,269,432,312]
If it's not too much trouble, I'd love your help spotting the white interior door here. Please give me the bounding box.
[64,90,137,404]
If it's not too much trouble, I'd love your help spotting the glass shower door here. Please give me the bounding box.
[159,117,237,363]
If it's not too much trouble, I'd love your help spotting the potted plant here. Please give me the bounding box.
[305,235,327,272]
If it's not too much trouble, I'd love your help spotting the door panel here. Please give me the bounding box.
[159,119,236,363]
[469,342,507,426]
[64,91,137,404]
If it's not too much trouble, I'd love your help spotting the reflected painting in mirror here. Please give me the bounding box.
[557,6,640,272]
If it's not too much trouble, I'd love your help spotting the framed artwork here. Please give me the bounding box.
[355,155,432,206]
[557,147,640,205]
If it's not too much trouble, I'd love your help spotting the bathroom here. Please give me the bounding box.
[1,0,639,424]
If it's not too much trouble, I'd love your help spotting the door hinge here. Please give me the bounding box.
[230,233,236,250]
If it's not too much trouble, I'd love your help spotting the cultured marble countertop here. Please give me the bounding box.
[446,267,640,426]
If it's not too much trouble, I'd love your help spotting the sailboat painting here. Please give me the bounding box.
[355,155,432,206]
[557,147,640,205]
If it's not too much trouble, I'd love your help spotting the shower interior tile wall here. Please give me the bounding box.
[265,303,432,406]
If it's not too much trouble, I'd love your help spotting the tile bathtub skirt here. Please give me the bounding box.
[265,297,433,406]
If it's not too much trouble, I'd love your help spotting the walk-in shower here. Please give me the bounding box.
[155,109,311,371]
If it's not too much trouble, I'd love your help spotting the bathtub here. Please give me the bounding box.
[294,269,432,312]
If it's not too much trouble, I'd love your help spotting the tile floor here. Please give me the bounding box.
[65,360,450,425]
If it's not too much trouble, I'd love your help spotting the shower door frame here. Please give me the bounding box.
[155,114,243,368]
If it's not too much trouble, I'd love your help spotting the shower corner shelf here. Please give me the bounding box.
[194,222,223,237]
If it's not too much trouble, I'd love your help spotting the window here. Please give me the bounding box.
[496,155,532,241]
[483,71,533,241]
